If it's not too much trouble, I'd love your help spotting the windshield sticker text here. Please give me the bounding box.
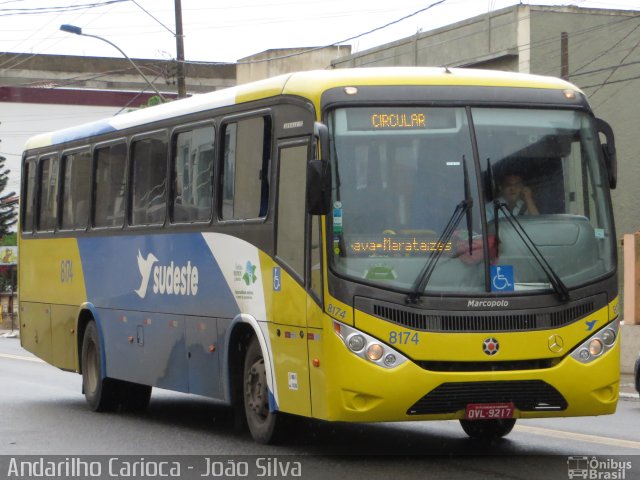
[350,237,452,255]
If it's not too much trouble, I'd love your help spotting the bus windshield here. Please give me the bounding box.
[328,106,615,295]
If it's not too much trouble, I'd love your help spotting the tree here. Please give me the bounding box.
[0,155,17,236]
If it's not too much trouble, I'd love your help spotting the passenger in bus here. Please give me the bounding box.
[486,173,539,221]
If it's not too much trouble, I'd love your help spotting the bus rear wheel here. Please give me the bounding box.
[459,419,516,440]
[81,321,119,412]
[243,336,289,444]
[81,321,152,412]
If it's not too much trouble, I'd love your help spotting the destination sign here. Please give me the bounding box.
[345,107,457,131]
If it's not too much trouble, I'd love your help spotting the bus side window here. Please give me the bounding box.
[130,135,168,226]
[61,150,91,230]
[37,155,59,232]
[94,143,127,228]
[22,159,36,232]
[171,125,214,223]
[220,115,271,220]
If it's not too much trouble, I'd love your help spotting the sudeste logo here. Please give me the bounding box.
[135,250,199,299]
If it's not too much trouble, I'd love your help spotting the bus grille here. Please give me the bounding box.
[370,300,596,332]
[417,358,560,372]
[407,380,568,415]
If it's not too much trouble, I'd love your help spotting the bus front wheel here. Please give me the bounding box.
[459,419,516,440]
[243,336,289,444]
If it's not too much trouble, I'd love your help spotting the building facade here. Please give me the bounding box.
[0,53,236,194]
[332,5,640,290]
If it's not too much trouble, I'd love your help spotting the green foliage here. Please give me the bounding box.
[137,95,170,109]
[0,233,16,246]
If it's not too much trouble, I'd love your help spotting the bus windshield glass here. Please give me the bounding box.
[328,106,615,295]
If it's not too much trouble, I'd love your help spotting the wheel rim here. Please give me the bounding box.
[245,357,269,421]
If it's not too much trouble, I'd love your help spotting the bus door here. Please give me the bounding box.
[270,137,314,416]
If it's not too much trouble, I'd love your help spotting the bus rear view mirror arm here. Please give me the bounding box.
[307,122,332,215]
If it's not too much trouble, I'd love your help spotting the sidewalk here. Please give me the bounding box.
[0,329,18,338]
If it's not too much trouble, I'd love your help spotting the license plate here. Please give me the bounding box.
[465,403,515,420]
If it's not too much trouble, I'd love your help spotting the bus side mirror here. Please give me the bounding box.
[307,160,331,215]
[307,122,332,215]
[595,118,617,189]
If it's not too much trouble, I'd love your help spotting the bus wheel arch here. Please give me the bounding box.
[76,308,96,375]
[227,321,254,424]
[226,317,289,444]
[77,310,152,412]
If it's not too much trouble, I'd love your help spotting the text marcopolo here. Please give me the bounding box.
[467,299,509,308]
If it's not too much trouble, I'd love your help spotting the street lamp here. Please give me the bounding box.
[59,24,166,102]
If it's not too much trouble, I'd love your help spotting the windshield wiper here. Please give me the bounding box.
[494,201,570,301]
[407,156,473,303]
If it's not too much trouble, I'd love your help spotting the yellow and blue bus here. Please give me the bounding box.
[19,68,620,443]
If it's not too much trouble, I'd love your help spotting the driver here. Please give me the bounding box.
[486,174,539,221]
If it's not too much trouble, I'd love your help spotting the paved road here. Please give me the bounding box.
[1,337,639,480]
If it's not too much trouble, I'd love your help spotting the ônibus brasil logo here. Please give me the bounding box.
[135,250,199,299]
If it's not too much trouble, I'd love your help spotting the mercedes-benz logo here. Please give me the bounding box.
[482,338,499,356]
[548,334,564,353]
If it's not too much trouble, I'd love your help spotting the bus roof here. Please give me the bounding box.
[23,67,580,151]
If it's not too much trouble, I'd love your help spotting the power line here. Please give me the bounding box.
[0,1,129,16]
[571,19,640,74]
[589,35,640,97]
[569,59,640,78]
[192,0,448,65]
[0,0,105,65]
[580,73,640,89]
[130,0,174,36]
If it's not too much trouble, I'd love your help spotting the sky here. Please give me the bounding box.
[1,0,639,64]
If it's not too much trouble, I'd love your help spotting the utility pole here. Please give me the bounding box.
[561,32,569,81]
[175,0,187,98]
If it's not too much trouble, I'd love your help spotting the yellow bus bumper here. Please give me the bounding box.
[309,326,619,423]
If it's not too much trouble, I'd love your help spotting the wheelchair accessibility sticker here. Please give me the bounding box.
[273,267,281,292]
[491,265,514,292]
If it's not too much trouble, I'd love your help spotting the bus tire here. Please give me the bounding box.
[459,418,516,440]
[81,321,119,412]
[243,335,288,444]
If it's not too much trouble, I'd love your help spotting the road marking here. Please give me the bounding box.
[0,352,45,363]
[515,424,640,450]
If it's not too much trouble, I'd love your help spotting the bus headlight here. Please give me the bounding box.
[601,328,616,346]
[570,319,619,364]
[384,354,398,367]
[334,321,408,369]
[588,339,603,356]
[347,334,366,352]
[578,349,590,361]
[366,344,384,361]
